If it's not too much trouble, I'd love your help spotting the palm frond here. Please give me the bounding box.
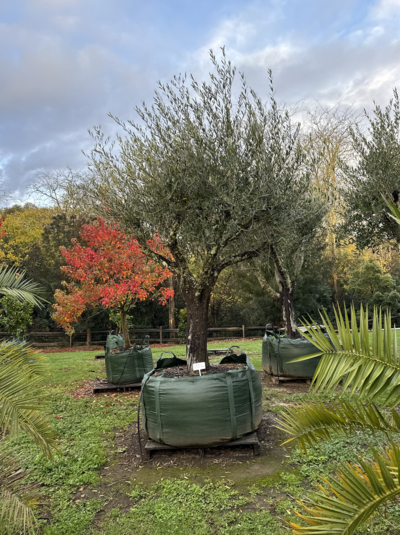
[0,444,39,535]
[384,196,400,225]
[299,305,400,407]
[289,443,400,535]
[277,400,400,453]
[0,266,46,308]
[1,489,39,534]
[0,341,57,458]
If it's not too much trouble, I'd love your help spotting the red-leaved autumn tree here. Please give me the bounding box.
[0,215,5,240]
[52,218,173,348]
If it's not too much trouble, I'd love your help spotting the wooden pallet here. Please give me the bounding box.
[270,376,312,385]
[93,379,142,393]
[144,431,260,459]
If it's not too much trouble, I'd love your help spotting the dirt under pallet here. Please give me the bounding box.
[270,376,312,385]
[144,431,260,460]
[93,380,142,393]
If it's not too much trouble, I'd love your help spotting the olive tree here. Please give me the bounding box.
[86,50,317,370]
[252,207,326,338]
[341,89,400,248]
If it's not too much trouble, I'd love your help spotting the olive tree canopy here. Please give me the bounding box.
[341,89,400,249]
[86,50,318,369]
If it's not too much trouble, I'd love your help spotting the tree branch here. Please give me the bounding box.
[164,218,191,275]
[254,267,279,301]
[219,209,270,250]
[214,239,273,273]
[127,216,176,269]
[269,243,292,289]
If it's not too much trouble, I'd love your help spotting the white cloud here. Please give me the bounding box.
[3,0,400,201]
[0,20,155,194]
[372,0,400,19]
[189,3,400,115]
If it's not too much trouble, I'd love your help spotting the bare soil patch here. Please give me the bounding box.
[82,412,288,505]
[120,412,284,471]
[41,346,104,353]
[68,379,140,402]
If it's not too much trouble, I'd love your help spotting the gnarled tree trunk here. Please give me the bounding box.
[255,249,301,339]
[278,284,299,339]
[181,286,212,371]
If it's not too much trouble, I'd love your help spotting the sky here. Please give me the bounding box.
[1,0,400,203]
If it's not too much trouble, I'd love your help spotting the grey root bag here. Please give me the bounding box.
[105,334,153,385]
[262,331,322,379]
[141,348,262,447]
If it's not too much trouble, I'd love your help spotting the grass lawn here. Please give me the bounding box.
[3,340,400,534]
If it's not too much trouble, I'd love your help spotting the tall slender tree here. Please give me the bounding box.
[305,103,357,308]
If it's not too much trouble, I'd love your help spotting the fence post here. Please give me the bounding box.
[86,328,91,347]
[242,325,245,340]
[160,326,163,345]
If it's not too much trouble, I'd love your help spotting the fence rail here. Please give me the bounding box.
[0,325,268,348]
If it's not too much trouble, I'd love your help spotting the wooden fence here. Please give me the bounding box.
[3,313,400,349]
[0,325,267,348]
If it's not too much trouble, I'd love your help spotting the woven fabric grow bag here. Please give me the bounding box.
[262,332,321,379]
[105,335,153,385]
[141,350,262,447]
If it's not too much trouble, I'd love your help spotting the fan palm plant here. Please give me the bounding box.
[277,304,400,534]
[0,340,56,455]
[0,340,57,534]
[0,270,52,533]
[0,265,45,308]
[0,443,41,535]
[276,197,400,534]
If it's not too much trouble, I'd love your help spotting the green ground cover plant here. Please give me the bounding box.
[278,305,400,534]
[4,340,400,534]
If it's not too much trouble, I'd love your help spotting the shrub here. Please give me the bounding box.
[0,295,33,339]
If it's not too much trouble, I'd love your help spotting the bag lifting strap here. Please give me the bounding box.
[226,374,237,440]
[154,380,163,444]
[245,369,255,430]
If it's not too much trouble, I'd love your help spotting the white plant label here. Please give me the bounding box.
[193,362,206,376]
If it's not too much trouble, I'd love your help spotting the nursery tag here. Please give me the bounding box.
[193,362,206,376]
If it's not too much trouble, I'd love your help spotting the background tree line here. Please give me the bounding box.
[2,89,400,337]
